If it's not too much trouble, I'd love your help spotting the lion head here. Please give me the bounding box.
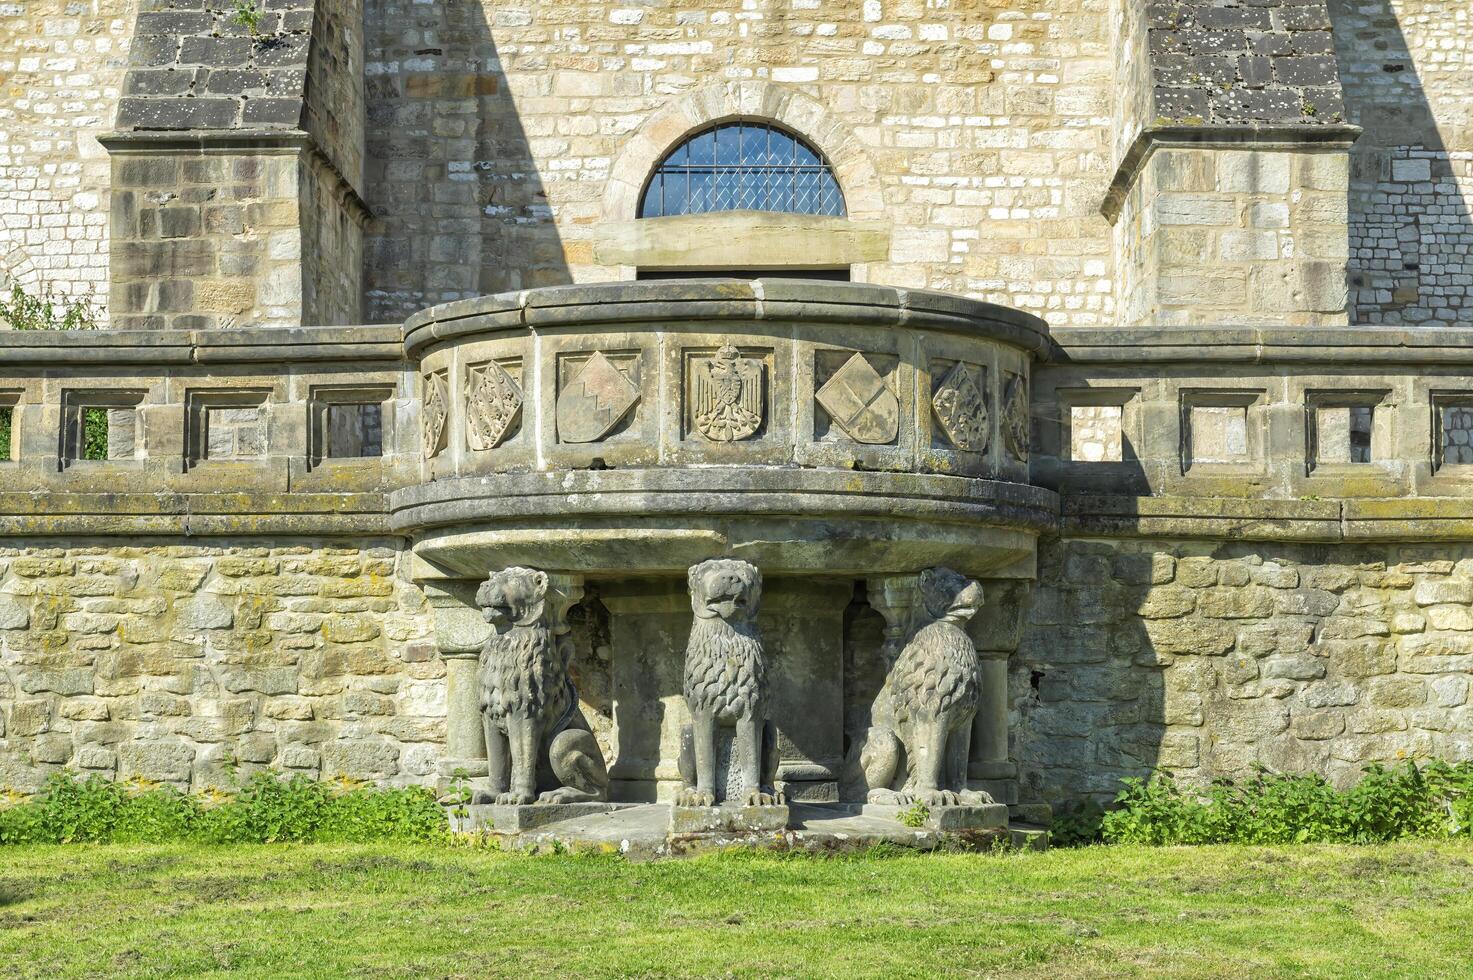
[918,566,984,626]
[477,566,548,633]
[688,558,762,623]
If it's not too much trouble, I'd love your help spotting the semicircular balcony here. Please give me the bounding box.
[391,278,1057,579]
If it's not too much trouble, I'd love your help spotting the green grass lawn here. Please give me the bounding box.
[2,842,1471,978]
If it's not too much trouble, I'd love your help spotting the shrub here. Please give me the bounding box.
[0,773,448,845]
[1085,761,1473,846]
[0,283,99,331]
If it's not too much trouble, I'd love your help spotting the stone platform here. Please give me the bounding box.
[861,803,1009,831]
[447,802,1047,860]
[449,802,638,834]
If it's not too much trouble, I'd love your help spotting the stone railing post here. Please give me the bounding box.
[424,581,492,791]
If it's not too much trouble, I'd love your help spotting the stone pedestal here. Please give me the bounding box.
[862,802,1008,832]
[427,581,492,795]
[669,805,790,835]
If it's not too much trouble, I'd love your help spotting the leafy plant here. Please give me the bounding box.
[229,0,265,35]
[82,407,109,461]
[898,800,930,828]
[1097,761,1473,846]
[0,283,99,331]
[0,772,448,845]
[1049,797,1106,847]
[0,406,11,461]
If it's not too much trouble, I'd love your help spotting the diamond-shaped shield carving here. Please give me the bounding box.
[466,360,523,451]
[557,351,640,444]
[932,362,989,453]
[815,352,899,445]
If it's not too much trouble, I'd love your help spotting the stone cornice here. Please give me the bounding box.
[1100,123,1362,223]
[99,129,374,228]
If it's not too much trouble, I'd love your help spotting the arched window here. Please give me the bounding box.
[639,122,846,219]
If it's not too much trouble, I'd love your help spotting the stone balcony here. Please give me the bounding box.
[392,279,1056,579]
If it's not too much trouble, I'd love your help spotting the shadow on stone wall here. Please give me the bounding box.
[1332,0,1473,325]
[362,0,569,323]
[1012,538,1170,805]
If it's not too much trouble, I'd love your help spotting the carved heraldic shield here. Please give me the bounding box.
[556,351,640,444]
[466,361,523,451]
[815,352,900,445]
[693,345,762,441]
[932,362,988,453]
[423,372,448,457]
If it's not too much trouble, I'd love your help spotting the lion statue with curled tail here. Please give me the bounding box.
[847,566,994,808]
[676,558,783,807]
[475,567,609,806]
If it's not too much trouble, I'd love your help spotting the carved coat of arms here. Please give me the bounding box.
[466,361,523,451]
[423,372,448,457]
[815,352,900,445]
[932,362,988,453]
[1001,373,1030,461]
[691,345,762,441]
[556,351,640,444]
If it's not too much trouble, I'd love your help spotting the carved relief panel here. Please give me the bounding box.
[554,350,642,445]
[685,344,767,443]
[466,358,523,451]
[1001,372,1029,462]
[930,360,989,454]
[814,352,900,446]
[423,370,449,458]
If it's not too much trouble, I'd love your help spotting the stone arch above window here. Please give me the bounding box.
[638,122,846,219]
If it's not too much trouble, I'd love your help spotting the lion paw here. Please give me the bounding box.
[537,787,597,805]
[743,787,784,807]
[921,789,961,807]
[676,788,716,807]
[496,790,536,806]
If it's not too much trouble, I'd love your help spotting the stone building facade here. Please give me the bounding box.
[0,0,1471,810]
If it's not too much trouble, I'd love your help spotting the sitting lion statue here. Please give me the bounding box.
[475,566,609,806]
[850,566,993,807]
[676,558,783,807]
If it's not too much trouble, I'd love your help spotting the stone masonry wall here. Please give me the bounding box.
[1113,145,1350,325]
[1331,0,1473,326]
[1016,537,1473,804]
[0,0,137,320]
[0,540,439,793]
[362,0,1119,325]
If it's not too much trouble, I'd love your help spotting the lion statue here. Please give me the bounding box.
[850,566,993,807]
[676,558,783,807]
[475,566,609,806]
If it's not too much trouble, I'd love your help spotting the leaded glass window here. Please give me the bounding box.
[639,122,846,219]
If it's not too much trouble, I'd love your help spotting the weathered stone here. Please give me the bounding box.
[118,741,196,782]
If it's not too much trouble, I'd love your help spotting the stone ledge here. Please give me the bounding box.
[403,278,1052,361]
[0,325,401,366]
[0,492,389,536]
[1049,324,1473,365]
[1064,494,1473,543]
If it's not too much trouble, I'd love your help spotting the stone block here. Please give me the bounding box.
[1217,153,1292,194]
[321,739,400,778]
[119,741,196,782]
